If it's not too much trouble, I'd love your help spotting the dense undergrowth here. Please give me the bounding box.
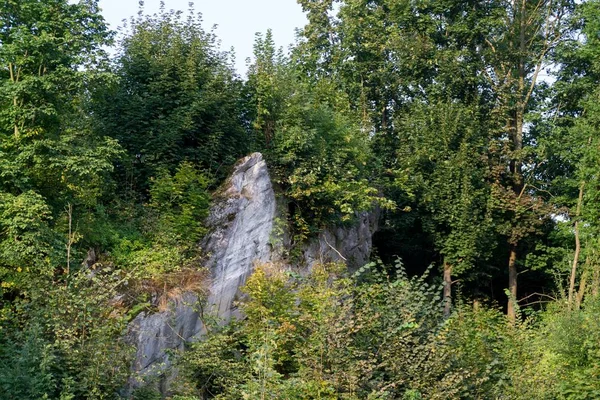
[163,262,600,400]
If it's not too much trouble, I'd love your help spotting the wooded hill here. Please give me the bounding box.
[1,0,600,398]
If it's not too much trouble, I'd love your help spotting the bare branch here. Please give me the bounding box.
[323,235,347,261]
[485,38,497,54]
[518,292,558,303]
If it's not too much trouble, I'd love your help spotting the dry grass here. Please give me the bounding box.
[124,267,211,313]
[155,267,211,312]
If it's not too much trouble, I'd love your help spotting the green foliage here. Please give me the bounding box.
[108,162,210,287]
[3,0,600,398]
[131,386,162,400]
[95,5,248,194]
[395,100,494,277]
[0,191,56,274]
[0,0,121,285]
[272,96,391,224]
[247,30,290,148]
[247,33,393,242]
[525,297,600,399]
[83,162,213,332]
[0,270,132,400]
[0,0,118,200]
[179,261,462,399]
[149,162,210,248]
[176,261,600,399]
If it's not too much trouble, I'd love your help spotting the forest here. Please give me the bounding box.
[1,0,600,398]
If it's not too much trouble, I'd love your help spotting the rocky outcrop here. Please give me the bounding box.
[303,210,379,270]
[202,153,277,320]
[126,153,277,388]
[126,152,379,390]
[127,293,201,388]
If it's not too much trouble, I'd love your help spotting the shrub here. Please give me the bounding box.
[0,269,132,399]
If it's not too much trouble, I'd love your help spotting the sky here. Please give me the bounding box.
[97,0,308,75]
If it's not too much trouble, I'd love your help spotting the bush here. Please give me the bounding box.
[177,261,461,399]
[0,270,132,399]
[106,162,211,305]
[268,91,394,239]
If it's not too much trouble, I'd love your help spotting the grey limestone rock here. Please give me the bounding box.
[126,152,379,390]
[303,210,379,270]
[202,152,277,320]
[127,292,201,388]
[126,152,277,388]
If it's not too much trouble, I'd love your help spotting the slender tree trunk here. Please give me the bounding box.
[8,62,20,138]
[593,251,599,297]
[443,260,452,317]
[473,299,481,312]
[507,106,522,322]
[507,244,518,322]
[66,203,74,276]
[569,182,585,307]
[576,268,587,309]
[505,1,528,323]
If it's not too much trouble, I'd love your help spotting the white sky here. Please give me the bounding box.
[97,0,308,75]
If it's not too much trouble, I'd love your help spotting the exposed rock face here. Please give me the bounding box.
[126,152,379,390]
[127,153,277,388]
[303,210,379,270]
[202,152,277,320]
[127,293,201,388]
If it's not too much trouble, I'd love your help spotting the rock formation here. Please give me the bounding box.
[127,153,277,389]
[126,152,378,390]
[202,152,277,319]
[303,210,379,270]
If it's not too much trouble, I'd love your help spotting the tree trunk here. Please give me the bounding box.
[8,62,20,138]
[443,261,452,317]
[569,182,585,308]
[507,244,518,322]
[593,253,599,297]
[505,1,528,324]
[576,268,587,309]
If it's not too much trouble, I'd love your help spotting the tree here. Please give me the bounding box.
[95,5,248,197]
[475,0,575,320]
[297,0,576,317]
[246,30,290,148]
[0,0,120,280]
[396,101,494,315]
[247,31,392,247]
[0,3,132,397]
[149,162,210,244]
[549,0,600,306]
[0,269,132,399]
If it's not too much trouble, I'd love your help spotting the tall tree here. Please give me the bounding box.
[297,0,576,317]
[95,5,248,195]
[551,0,600,305]
[480,0,575,320]
[397,101,494,315]
[247,30,290,148]
[247,30,392,247]
[295,0,337,78]
[0,0,119,279]
[0,2,132,397]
